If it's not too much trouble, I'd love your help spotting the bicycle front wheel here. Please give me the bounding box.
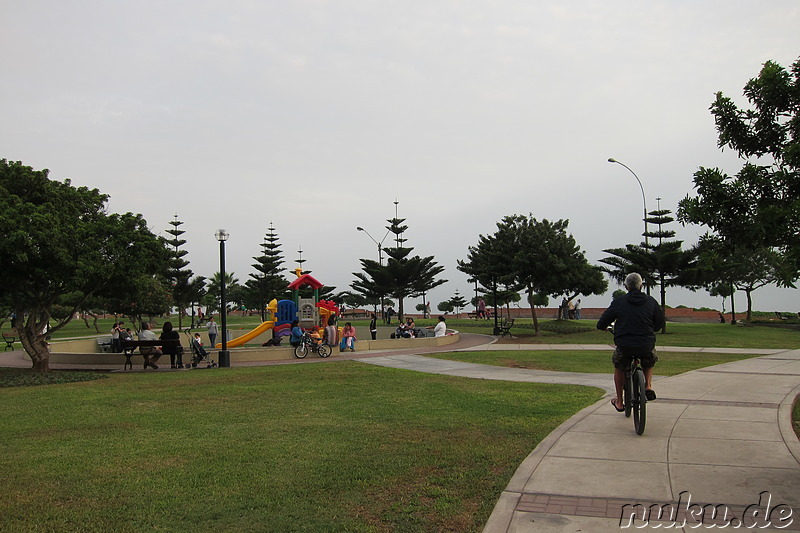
[318,344,332,358]
[632,368,647,435]
[294,344,308,359]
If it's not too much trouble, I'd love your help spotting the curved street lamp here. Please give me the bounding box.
[608,158,652,294]
[357,225,391,321]
[608,158,649,249]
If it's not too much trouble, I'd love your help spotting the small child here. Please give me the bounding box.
[193,333,209,359]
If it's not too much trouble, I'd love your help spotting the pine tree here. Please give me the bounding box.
[448,290,468,318]
[599,206,699,333]
[166,214,204,329]
[245,223,288,320]
[352,213,446,321]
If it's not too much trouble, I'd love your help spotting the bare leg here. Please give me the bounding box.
[613,368,625,410]
[644,367,654,391]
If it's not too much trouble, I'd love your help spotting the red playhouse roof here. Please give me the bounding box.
[287,274,324,290]
[316,300,340,314]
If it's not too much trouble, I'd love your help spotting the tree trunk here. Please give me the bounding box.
[745,289,753,326]
[729,283,737,325]
[18,324,51,372]
[397,295,405,323]
[659,273,668,334]
[527,291,540,335]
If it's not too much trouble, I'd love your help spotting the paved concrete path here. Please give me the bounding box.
[361,345,800,531]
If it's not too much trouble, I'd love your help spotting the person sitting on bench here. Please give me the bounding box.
[138,322,163,370]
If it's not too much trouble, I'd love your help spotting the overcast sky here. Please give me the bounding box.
[2,1,799,313]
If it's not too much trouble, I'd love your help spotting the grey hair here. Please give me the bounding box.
[624,272,643,291]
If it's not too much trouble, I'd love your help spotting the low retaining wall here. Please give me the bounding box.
[47,332,461,367]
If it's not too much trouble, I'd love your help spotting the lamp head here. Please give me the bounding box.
[356,227,364,231]
[215,229,229,242]
[608,157,617,163]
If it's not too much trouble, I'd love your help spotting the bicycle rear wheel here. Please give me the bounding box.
[632,368,647,435]
[318,344,331,358]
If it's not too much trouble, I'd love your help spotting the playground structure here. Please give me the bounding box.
[218,268,340,349]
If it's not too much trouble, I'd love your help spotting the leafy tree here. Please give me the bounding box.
[0,159,170,371]
[459,215,607,335]
[205,272,241,315]
[530,293,549,307]
[678,57,800,288]
[694,237,790,325]
[352,214,446,321]
[437,301,454,314]
[107,275,174,331]
[709,281,734,316]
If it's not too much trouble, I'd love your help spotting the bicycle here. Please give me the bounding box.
[606,325,647,435]
[621,350,647,436]
[293,331,332,359]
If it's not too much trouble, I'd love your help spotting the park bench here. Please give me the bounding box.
[467,310,494,319]
[120,339,181,371]
[498,318,515,337]
[3,332,16,351]
[775,312,789,321]
[97,336,112,352]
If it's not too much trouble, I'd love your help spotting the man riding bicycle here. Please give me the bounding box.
[596,273,664,412]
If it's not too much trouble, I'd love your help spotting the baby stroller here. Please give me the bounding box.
[185,331,217,368]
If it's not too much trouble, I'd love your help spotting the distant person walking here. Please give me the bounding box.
[206,316,218,348]
[369,313,377,340]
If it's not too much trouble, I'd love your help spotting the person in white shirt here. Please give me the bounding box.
[433,316,447,337]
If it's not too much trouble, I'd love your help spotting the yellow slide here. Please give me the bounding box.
[216,321,275,348]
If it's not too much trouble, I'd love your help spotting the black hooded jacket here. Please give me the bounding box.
[596,289,664,348]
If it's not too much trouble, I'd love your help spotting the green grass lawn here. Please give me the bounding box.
[5,314,798,351]
[0,362,602,533]
[794,398,800,441]
[427,350,766,376]
[447,319,800,349]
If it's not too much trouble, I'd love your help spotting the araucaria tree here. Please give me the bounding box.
[352,214,446,321]
[599,207,699,333]
[245,223,288,320]
[166,214,205,329]
[0,160,171,371]
[678,57,800,318]
[459,215,607,335]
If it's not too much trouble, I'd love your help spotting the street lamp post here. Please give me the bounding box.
[356,227,389,265]
[608,158,649,248]
[215,229,230,368]
[608,158,651,294]
[357,226,391,319]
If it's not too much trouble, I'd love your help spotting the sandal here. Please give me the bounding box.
[611,399,625,412]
